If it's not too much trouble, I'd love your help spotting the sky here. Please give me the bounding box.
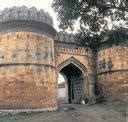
[0,0,60,31]
[0,0,125,32]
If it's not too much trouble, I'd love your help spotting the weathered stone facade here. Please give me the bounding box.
[55,33,128,102]
[0,7,57,111]
[55,41,95,103]
[0,6,127,111]
[97,42,128,100]
[0,32,57,110]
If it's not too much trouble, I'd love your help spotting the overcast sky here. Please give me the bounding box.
[0,0,59,31]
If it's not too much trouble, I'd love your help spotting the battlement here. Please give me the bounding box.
[55,32,77,43]
[0,6,56,38]
[0,6,53,26]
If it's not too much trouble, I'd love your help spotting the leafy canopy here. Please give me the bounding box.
[52,0,126,50]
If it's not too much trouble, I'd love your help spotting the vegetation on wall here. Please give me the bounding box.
[52,0,126,51]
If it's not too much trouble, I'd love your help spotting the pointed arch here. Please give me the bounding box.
[57,57,87,76]
[56,57,90,104]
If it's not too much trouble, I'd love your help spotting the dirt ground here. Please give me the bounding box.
[0,100,127,122]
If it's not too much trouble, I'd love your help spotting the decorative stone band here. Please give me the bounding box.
[97,68,128,75]
[0,63,55,69]
[0,6,53,27]
[0,107,57,113]
[0,20,56,38]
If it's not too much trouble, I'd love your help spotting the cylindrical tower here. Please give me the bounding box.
[0,6,57,111]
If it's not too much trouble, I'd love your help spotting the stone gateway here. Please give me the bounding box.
[0,6,127,112]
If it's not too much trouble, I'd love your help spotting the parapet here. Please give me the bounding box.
[0,6,53,26]
[0,6,56,38]
[55,32,77,43]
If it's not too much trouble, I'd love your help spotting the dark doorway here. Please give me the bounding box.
[59,63,85,104]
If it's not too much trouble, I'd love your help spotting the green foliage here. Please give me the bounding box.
[52,0,126,51]
[75,32,102,52]
[107,27,127,44]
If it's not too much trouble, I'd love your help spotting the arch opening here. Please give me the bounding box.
[57,63,85,105]
[57,73,67,105]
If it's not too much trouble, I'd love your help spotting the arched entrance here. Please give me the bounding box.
[57,57,87,104]
[57,73,68,104]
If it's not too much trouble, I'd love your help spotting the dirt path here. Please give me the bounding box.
[0,101,127,122]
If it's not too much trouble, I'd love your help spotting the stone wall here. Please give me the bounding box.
[0,32,57,109]
[54,41,95,98]
[97,44,128,100]
[0,5,127,111]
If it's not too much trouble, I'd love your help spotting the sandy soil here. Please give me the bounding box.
[0,100,127,122]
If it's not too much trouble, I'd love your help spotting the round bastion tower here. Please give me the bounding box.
[0,6,57,111]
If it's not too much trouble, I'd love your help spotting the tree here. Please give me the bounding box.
[52,0,126,51]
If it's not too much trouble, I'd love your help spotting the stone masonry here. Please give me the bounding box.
[0,6,127,111]
[0,6,57,111]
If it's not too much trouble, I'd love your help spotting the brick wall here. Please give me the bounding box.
[97,44,128,100]
[0,32,57,109]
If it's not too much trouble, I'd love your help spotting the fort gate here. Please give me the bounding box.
[0,6,127,112]
[55,39,95,103]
